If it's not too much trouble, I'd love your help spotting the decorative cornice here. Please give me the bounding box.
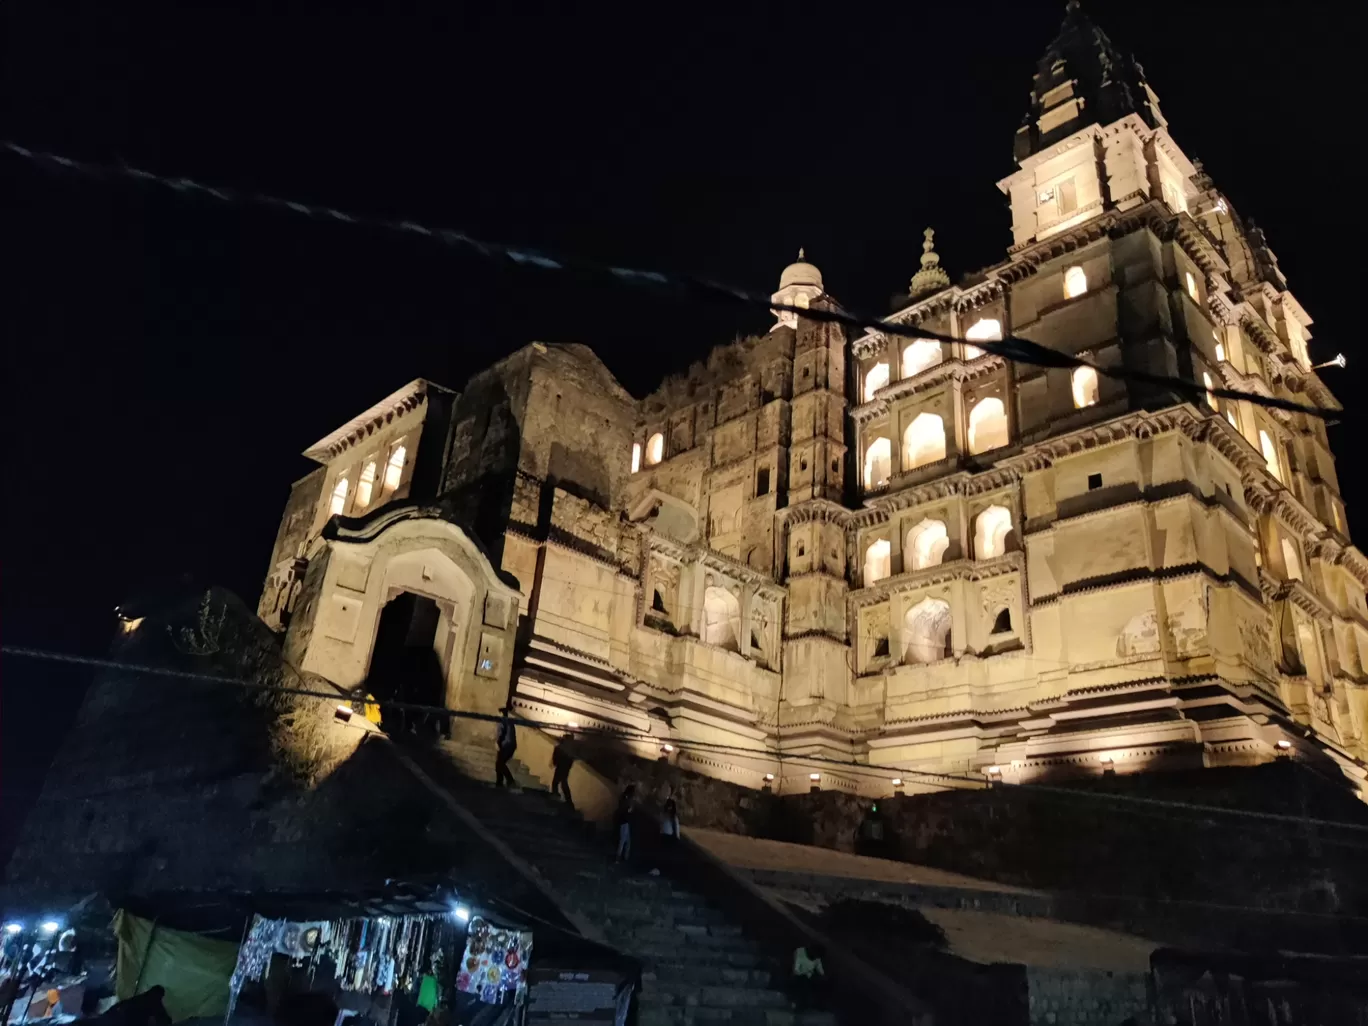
[850,467,1021,528]
[849,552,1025,611]
[303,379,432,462]
[776,499,851,528]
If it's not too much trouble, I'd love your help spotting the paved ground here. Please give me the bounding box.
[919,906,1156,971]
[686,827,1040,894]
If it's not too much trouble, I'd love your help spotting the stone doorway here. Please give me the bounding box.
[366,591,448,738]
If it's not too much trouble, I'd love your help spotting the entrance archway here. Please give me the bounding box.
[365,591,448,737]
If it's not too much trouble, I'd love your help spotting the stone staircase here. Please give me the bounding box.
[414,746,838,1026]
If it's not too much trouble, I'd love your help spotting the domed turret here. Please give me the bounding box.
[770,248,825,328]
[778,248,824,291]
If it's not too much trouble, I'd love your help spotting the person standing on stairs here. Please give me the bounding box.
[494,706,517,789]
[614,784,637,864]
[550,732,576,809]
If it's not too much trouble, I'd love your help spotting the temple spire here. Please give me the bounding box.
[909,228,950,299]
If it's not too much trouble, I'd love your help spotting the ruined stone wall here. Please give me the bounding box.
[258,467,324,627]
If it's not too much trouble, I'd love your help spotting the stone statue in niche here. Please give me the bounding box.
[1116,610,1161,658]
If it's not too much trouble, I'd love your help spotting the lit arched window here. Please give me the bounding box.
[863,539,892,586]
[864,361,890,402]
[646,432,665,465]
[903,597,952,665]
[1225,406,1239,431]
[356,460,377,509]
[383,445,407,493]
[968,397,1009,454]
[329,476,350,516]
[1259,429,1281,482]
[1280,537,1302,581]
[975,505,1013,560]
[905,518,949,571]
[1201,372,1219,410]
[863,436,892,490]
[631,442,642,473]
[963,318,1001,360]
[1185,271,1199,301]
[1071,366,1099,409]
[902,339,942,379]
[1063,266,1087,299]
[702,586,741,651]
[902,412,946,471]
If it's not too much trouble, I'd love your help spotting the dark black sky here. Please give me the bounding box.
[2,2,1361,851]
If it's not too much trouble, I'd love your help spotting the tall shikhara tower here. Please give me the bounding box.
[249,3,1366,798]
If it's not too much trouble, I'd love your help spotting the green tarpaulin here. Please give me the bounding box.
[114,909,239,1022]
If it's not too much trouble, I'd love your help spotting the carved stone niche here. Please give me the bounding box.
[629,489,701,544]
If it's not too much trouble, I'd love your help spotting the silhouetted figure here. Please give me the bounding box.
[550,734,576,808]
[614,784,637,863]
[273,992,339,1026]
[86,986,173,1026]
[789,944,828,1010]
[494,707,517,788]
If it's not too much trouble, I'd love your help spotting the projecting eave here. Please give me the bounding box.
[304,378,445,463]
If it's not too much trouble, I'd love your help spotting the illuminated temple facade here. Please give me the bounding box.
[258,5,1367,797]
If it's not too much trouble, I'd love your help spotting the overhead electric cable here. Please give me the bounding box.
[2,140,1338,420]
[6,644,1368,837]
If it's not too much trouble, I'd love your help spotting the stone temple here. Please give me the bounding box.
[257,3,1366,798]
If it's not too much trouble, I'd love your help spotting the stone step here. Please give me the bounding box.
[640,982,791,1009]
[630,947,769,970]
[637,1008,836,1026]
[645,966,773,988]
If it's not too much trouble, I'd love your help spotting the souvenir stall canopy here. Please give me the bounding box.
[116,881,531,1026]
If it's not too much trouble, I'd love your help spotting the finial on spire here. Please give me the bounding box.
[909,227,950,299]
[798,247,806,260]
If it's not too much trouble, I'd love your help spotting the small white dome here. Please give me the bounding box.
[779,248,823,291]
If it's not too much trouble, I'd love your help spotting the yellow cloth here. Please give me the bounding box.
[363,694,383,724]
[114,910,239,1022]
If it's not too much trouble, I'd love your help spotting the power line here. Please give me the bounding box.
[2,139,1337,421]
[6,644,1367,835]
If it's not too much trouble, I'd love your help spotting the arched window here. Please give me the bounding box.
[968,397,1009,454]
[631,442,642,474]
[903,597,952,665]
[1063,266,1088,299]
[963,317,1001,359]
[1225,406,1239,431]
[356,460,377,509]
[902,339,942,379]
[646,432,665,465]
[863,436,891,490]
[329,476,350,516]
[702,586,741,651]
[905,518,949,571]
[1202,372,1219,410]
[383,445,407,493]
[975,505,1013,560]
[902,413,946,471]
[1259,429,1281,482]
[1281,537,1303,581]
[1071,366,1099,409]
[863,539,891,586]
[991,608,1013,634]
[864,362,890,402]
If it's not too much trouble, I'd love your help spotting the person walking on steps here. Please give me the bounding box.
[614,784,637,864]
[550,732,576,809]
[494,706,517,789]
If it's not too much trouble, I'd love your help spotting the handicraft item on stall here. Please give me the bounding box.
[227,913,462,1021]
[455,918,531,1005]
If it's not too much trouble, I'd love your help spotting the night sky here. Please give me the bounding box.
[2,2,1361,853]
